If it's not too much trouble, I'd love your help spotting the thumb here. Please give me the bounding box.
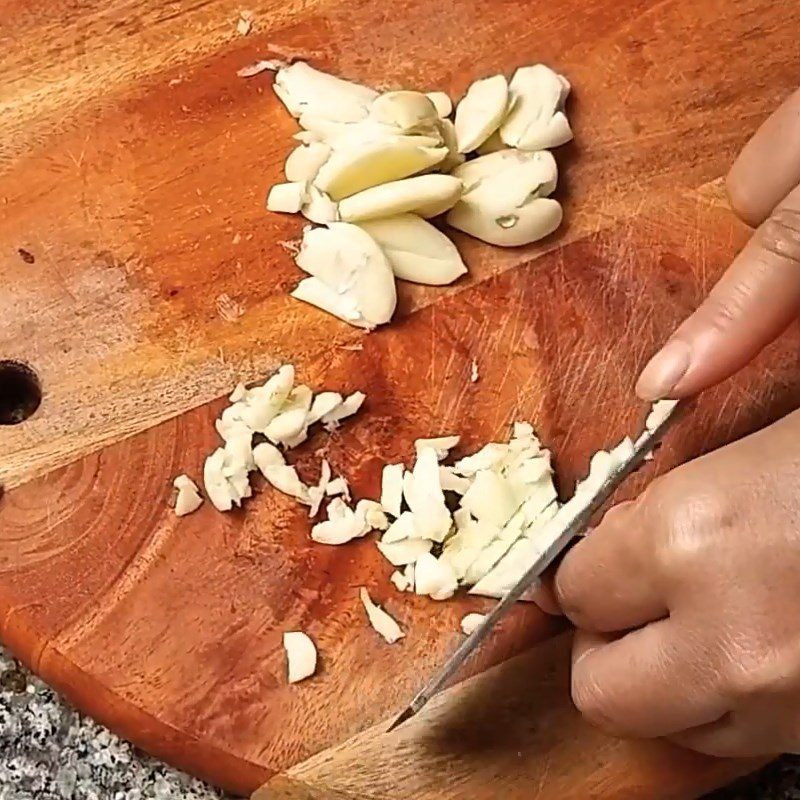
[636,184,800,400]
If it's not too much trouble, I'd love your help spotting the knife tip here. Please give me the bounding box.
[386,705,415,733]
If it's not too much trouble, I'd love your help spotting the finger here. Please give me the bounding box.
[636,183,800,400]
[570,621,729,738]
[528,573,561,615]
[555,501,667,632]
[671,713,781,759]
[727,87,800,227]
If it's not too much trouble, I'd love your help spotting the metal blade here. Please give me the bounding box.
[387,401,683,732]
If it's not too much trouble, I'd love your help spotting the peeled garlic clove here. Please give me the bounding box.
[435,118,465,172]
[173,474,203,516]
[339,174,462,222]
[300,186,339,224]
[291,277,370,328]
[451,149,558,196]
[283,631,317,683]
[359,587,405,643]
[266,181,308,213]
[285,142,331,182]
[324,120,443,152]
[414,552,458,601]
[460,612,486,635]
[448,196,563,247]
[357,214,467,286]
[273,62,377,122]
[426,91,453,119]
[295,223,396,328]
[454,74,509,154]
[370,91,440,132]
[476,129,506,155]
[380,463,405,518]
[500,64,572,150]
[314,141,448,201]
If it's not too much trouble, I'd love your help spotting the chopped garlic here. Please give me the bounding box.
[453,443,509,476]
[645,398,680,433]
[273,62,377,123]
[357,214,467,286]
[283,631,317,683]
[311,510,368,544]
[359,587,405,643]
[338,174,462,222]
[262,464,310,504]
[390,569,412,592]
[377,537,432,566]
[382,510,417,544]
[500,64,572,151]
[314,140,447,200]
[307,391,343,425]
[265,406,309,446]
[322,391,366,427]
[470,358,479,383]
[426,91,453,119]
[173,474,203,516]
[356,499,390,531]
[439,466,471,494]
[414,552,458,600]
[454,74,509,153]
[307,459,332,517]
[267,181,307,213]
[380,463,404,518]
[460,612,486,635]
[291,277,369,327]
[252,442,286,472]
[414,435,460,460]
[228,383,247,403]
[285,142,331,183]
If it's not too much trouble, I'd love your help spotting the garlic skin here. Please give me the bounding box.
[283,631,318,683]
[314,140,448,201]
[338,174,462,222]
[447,150,562,247]
[454,74,509,154]
[500,64,572,151]
[357,214,467,286]
[294,223,397,328]
[273,62,377,123]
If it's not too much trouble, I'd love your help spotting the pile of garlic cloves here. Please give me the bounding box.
[261,61,572,328]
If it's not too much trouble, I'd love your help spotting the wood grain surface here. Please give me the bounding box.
[1,0,799,796]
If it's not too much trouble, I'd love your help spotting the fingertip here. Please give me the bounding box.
[726,162,768,229]
[528,575,562,616]
[635,340,691,401]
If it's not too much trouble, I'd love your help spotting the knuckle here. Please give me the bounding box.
[756,208,800,265]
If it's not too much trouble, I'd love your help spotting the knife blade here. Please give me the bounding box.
[387,400,683,731]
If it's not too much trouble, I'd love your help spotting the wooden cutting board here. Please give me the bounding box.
[1,0,799,796]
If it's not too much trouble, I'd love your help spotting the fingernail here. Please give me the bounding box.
[636,340,691,400]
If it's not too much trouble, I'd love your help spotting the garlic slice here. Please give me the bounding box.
[380,463,405,518]
[426,91,453,119]
[313,141,447,200]
[460,470,518,527]
[267,181,307,213]
[414,435,460,460]
[390,569,412,592]
[369,91,440,133]
[439,466,471,494]
[307,391,343,425]
[447,151,562,247]
[311,504,369,544]
[460,612,486,635]
[300,186,339,224]
[173,475,203,516]
[357,214,467,286]
[291,277,370,328]
[273,62,377,123]
[359,587,405,643]
[414,552,458,600]
[338,174,462,222]
[295,224,397,328]
[500,64,572,151]
[454,74,509,153]
[453,443,509,476]
[285,142,332,183]
[377,537,432,566]
[283,631,317,683]
[252,442,286,472]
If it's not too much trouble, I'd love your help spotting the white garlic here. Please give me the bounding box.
[283,631,317,683]
[380,463,405,518]
[285,142,331,183]
[460,612,486,635]
[369,91,440,133]
[359,587,405,643]
[425,91,453,119]
[414,552,458,601]
[173,474,203,516]
[266,181,308,213]
[454,74,509,153]
[300,186,339,224]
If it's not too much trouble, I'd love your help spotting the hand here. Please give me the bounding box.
[553,409,800,757]
[636,86,800,400]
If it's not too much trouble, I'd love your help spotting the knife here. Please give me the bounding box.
[388,400,683,731]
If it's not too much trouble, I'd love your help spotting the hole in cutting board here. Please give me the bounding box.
[0,361,42,425]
